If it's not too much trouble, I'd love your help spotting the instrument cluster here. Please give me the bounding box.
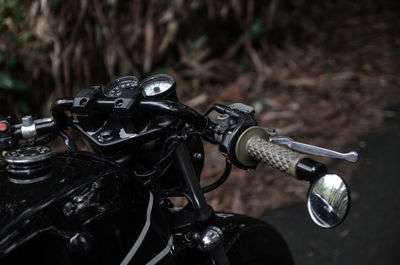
[103,74,176,100]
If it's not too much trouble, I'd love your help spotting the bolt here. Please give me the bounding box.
[22,115,34,127]
[267,128,277,136]
[216,114,230,128]
[115,99,124,107]
[192,153,203,161]
[79,98,87,106]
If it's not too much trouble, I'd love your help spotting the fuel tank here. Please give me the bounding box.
[0,150,172,265]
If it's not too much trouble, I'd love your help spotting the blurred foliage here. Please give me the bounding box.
[0,0,29,115]
[0,0,396,118]
[0,0,399,215]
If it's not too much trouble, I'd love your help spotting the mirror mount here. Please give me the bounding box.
[296,158,327,182]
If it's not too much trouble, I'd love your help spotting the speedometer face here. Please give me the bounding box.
[104,76,139,97]
[143,81,171,96]
[140,74,176,98]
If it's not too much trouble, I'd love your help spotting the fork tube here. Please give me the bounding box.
[173,141,230,265]
[210,245,231,265]
[173,142,213,222]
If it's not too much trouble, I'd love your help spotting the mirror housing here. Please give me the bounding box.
[306,174,350,228]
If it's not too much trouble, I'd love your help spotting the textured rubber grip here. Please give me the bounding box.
[247,136,307,178]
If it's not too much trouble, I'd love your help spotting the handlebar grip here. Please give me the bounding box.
[247,136,308,178]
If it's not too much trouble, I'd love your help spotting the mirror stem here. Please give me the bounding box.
[296,158,327,182]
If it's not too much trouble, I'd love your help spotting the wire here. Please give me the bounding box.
[18,133,58,148]
[134,135,183,179]
[143,162,172,185]
[204,106,214,116]
[201,159,232,193]
[163,156,232,195]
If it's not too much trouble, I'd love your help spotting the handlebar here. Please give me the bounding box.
[0,98,74,148]
[51,96,210,130]
[1,95,212,148]
[12,118,57,140]
[4,95,328,182]
[6,97,76,142]
[3,90,329,183]
[138,99,209,130]
[0,79,348,190]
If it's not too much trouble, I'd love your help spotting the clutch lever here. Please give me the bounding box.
[269,135,358,163]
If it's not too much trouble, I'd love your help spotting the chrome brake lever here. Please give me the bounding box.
[269,135,358,163]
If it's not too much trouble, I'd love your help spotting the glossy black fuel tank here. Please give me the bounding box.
[0,152,171,265]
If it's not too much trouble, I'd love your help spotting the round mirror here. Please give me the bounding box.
[307,174,350,228]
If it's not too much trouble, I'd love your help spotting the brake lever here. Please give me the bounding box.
[269,135,358,163]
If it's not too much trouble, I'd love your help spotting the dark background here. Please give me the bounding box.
[1,1,400,263]
[266,115,400,265]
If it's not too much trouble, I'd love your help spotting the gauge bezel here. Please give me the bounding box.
[140,74,176,99]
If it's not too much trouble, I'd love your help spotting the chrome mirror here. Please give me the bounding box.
[307,174,350,228]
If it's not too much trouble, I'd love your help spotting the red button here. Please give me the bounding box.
[0,123,8,132]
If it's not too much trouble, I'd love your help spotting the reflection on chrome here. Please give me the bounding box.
[307,174,350,228]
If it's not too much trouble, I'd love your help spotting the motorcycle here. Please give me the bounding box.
[0,74,357,265]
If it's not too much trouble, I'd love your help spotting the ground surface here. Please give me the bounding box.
[264,113,400,265]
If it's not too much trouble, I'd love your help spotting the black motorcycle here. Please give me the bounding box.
[0,74,357,265]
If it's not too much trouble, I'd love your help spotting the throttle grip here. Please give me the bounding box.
[247,136,307,178]
[234,126,309,178]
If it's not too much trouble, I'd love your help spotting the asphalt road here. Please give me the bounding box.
[264,118,400,265]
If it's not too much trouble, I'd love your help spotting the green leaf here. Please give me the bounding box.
[192,35,207,50]
[9,53,17,67]
[0,72,26,91]
[150,68,168,75]
[22,32,32,42]
[107,0,118,5]
[5,0,18,9]
[12,32,32,45]
[251,18,264,41]
[0,15,4,31]
[15,99,29,114]
[185,35,208,58]
[13,7,25,22]
[0,73,13,89]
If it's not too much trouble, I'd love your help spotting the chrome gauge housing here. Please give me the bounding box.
[140,74,177,99]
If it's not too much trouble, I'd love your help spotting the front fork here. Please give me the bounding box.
[173,142,230,265]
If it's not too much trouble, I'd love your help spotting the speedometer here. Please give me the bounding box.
[140,74,176,99]
[103,76,139,97]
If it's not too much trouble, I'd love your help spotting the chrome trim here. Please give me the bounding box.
[21,124,37,139]
[198,226,224,251]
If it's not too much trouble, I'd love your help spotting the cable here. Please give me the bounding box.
[201,159,232,193]
[18,133,58,148]
[134,135,183,179]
